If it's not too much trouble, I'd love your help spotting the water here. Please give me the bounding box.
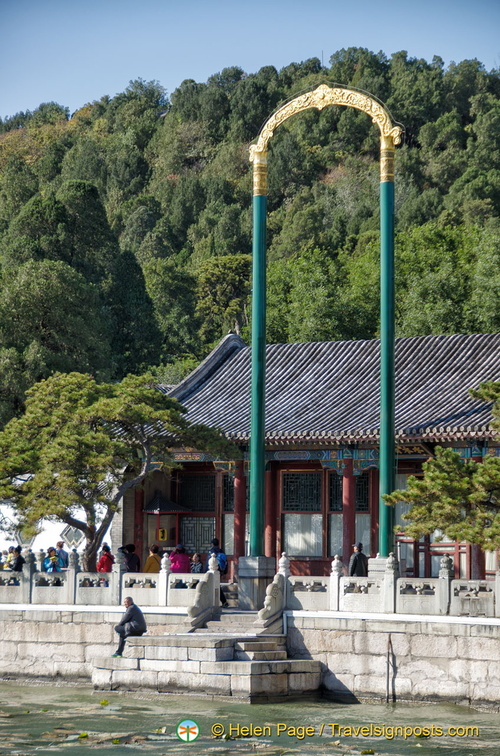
[0,682,498,755]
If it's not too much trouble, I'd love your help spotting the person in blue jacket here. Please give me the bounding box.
[43,547,63,572]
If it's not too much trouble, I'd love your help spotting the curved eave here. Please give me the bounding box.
[224,427,496,446]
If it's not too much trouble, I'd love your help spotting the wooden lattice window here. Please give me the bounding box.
[282,472,321,512]
[223,474,234,512]
[180,475,215,512]
[355,472,369,512]
[329,473,343,511]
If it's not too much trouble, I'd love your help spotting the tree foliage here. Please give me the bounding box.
[384,383,500,549]
[0,372,238,569]
[0,49,498,425]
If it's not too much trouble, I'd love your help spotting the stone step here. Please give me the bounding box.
[234,649,288,661]
[95,655,319,675]
[202,624,263,633]
[92,655,322,700]
[221,582,238,607]
[209,609,258,622]
[195,627,259,635]
[235,641,284,652]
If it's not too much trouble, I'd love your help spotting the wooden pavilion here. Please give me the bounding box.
[113,332,499,580]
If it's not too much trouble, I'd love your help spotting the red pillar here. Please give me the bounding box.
[134,487,144,562]
[471,546,485,580]
[264,464,276,559]
[471,452,485,579]
[233,461,246,559]
[342,460,356,564]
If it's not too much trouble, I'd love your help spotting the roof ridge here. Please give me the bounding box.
[170,333,247,404]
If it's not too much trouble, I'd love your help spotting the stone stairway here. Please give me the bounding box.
[92,609,321,701]
[196,607,283,636]
[234,639,287,661]
[221,581,238,607]
[195,608,270,634]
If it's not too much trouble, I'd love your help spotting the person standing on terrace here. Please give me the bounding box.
[56,541,69,569]
[169,544,191,573]
[97,544,115,572]
[349,542,369,577]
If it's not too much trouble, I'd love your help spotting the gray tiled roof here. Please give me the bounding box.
[171,333,500,445]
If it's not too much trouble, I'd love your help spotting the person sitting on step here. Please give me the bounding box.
[112,596,147,657]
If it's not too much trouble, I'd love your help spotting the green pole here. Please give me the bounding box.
[249,153,267,557]
[379,171,395,558]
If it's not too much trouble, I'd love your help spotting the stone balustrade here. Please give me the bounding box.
[3,548,500,620]
[277,554,500,618]
[0,548,221,626]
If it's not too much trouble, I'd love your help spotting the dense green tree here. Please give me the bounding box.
[106,249,162,376]
[60,138,108,196]
[195,254,252,343]
[229,66,282,140]
[0,259,111,424]
[395,223,477,335]
[0,371,238,569]
[0,155,39,228]
[467,222,500,332]
[0,193,72,268]
[105,78,167,149]
[0,49,498,375]
[55,180,118,282]
[387,52,445,144]
[120,205,159,256]
[143,258,198,359]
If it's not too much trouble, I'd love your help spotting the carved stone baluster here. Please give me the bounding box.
[111,548,126,605]
[383,552,399,613]
[159,552,171,606]
[278,552,291,608]
[22,549,36,603]
[438,553,453,615]
[36,549,46,573]
[330,554,342,611]
[66,549,80,604]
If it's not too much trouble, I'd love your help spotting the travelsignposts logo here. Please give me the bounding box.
[176,719,200,742]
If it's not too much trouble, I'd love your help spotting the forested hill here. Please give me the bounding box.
[0,48,499,426]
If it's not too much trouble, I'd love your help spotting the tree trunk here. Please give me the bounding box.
[82,540,101,572]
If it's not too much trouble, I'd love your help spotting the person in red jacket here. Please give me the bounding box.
[169,544,191,573]
[97,544,115,572]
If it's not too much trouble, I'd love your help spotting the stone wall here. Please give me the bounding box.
[1,605,499,708]
[0,607,186,682]
[287,612,500,709]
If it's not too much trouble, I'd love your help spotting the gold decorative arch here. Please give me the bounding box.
[249,84,403,194]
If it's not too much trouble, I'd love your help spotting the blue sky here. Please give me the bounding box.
[1,0,499,120]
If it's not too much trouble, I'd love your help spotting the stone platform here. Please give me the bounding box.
[92,610,320,701]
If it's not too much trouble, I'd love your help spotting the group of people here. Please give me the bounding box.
[96,538,227,578]
[1,542,69,573]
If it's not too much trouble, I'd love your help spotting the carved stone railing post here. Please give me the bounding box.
[111,548,126,605]
[22,549,37,603]
[278,552,290,608]
[256,572,285,624]
[66,549,80,604]
[36,549,46,573]
[383,552,399,613]
[496,570,500,618]
[439,554,454,615]
[329,555,343,611]
[208,553,220,607]
[158,553,171,606]
[187,571,216,627]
